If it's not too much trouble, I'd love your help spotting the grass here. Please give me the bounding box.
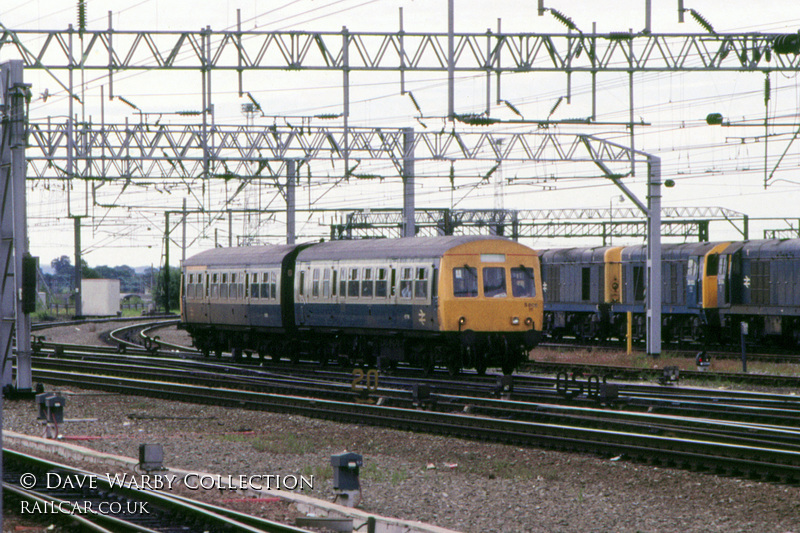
[220,432,319,455]
[529,346,800,377]
[360,462,410,486]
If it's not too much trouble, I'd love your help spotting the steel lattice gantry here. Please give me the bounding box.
[329,206,748,242]
[2,27,800,74]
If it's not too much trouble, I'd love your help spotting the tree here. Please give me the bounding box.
[153,266,180,313]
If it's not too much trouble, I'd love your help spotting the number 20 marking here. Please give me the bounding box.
[352,368,379,392]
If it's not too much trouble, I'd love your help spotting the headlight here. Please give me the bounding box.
[511,317,520,325]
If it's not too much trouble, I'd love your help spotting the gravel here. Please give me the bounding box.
[8,319,800,533]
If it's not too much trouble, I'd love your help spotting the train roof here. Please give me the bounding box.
[183,235,520,268]
[182,243,303,268]
[297,235,514,262]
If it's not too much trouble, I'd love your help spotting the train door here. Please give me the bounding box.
[686,256,702,309]
[717,255,730,308]
[727,250,743,304]
[297,266,309,325]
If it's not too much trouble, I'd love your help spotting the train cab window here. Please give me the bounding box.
[483,267,507,298]
[400,268,413,299]
[511,267,536,297]
[362,268,374,297]
[376,268,388,298]
[322,269,331,298]
[453,267,478,298]
[706,254,719,276]
[348,268,360,298]
[414,267,428,299]
[312,269,320,297]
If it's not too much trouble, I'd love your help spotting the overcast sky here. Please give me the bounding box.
[2,1,800,267]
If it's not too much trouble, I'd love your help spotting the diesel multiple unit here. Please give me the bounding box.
[181,236,544,374]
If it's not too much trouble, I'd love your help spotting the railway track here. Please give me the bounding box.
[24,347,800,485]
[28,317,800,394]
[3,449,313,533]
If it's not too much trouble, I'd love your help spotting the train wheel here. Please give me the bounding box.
[214,348,222,359]
[317,345,329,367]
[474,352,488,376]
[422,353,436,375]
[447,352,461,376]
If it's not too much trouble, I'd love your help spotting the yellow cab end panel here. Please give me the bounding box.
[438,239,543,333]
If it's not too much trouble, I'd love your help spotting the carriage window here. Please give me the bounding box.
[511,267,536,297]
[298,270,306,296]
[196,273,204,300]
[348,268,360,297]
[260,272,269,299]
[453,267,478,298]
[400,267,413,299]
[375,268,388,297]
[362,268,374,297]
[270,271,277,300]
[483,267,507,298]
[251,273,259,298]
[312,269,320,297]
[322,269,331,298]
[414,267,428,299]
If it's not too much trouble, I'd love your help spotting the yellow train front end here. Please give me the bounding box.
[437,239,543,374]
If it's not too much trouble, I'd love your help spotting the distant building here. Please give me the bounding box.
[81,279,121,316]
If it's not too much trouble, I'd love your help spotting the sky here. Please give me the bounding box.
[2,1,800,268]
